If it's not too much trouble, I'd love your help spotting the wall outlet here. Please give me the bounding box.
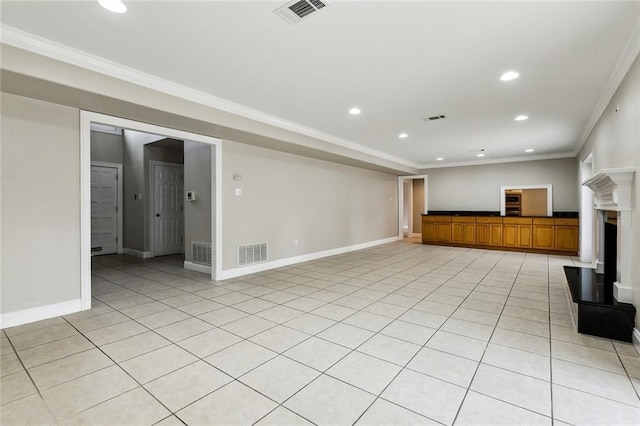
[294,238,299,246]
[235,188,242,196]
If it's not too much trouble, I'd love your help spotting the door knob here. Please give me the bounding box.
[156,214,160,217]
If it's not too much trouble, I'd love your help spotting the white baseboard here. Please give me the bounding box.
[218,236,400,281]
[184,261,211,275]
[613,281,634,304]
[0,299,82,329]
[633,328,640,355]
[123,248,153,259]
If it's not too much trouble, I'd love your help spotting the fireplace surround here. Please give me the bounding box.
[583,168,635,303]
[563,168,636,342]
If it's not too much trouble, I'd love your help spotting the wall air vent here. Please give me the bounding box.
[423,115,446,121]
[275,0,329,24]
[238,243,268,267]
[192,242,212,266]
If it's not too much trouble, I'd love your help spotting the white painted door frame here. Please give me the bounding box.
[80,111,223,311]
[90,161,124,255]
[397,175,429,239]
[149,160,184,257]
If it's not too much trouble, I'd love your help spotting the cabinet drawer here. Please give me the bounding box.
[503,217,533,225]
[452,216,476,223]
[423,215,451,222]
[554,218,578,226]
[533,217,554,225]
[476,217,502,224]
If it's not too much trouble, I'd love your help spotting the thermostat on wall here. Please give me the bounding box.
[186,191,197,202]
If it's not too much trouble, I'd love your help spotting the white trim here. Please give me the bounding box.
[80,111,92,310]
[123,248,153,259]
[499,184,553,217]
[90,161,124,254]
[418,152,576,170]
[149,160,184,258]
[398,175,429,239]
[633,328,640,354]
[613,281,634,303]
[410,233,421,238]
[81,112,223,317]
[0,299,82,329]
[184,261,212,275]
[218,237,400,281]
[1,25,417,171]
[576,14,640,154]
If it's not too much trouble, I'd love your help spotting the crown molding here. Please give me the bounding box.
[0,25,420,170]
[575,13,640,155]
[418,152,576,170]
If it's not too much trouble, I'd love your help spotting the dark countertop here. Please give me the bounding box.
[422,211,579,218]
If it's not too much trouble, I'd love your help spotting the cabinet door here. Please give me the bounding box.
[463,223,476,245]
[518,225,532,248]
[533,225,554,250]
[437,222,452,243]
[422,222,437,243]
[503,224,518,247]
[477,224,489,245]
[556,225,578,252]
[452,223,464,244]
[489,224,503,246]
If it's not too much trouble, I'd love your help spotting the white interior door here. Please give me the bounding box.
[153,163,184,256]
[90,165,118,255]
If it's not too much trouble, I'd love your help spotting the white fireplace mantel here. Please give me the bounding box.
[583,168,635,211]
[582,168,636,304]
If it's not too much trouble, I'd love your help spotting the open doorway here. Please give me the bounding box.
[81,112,222,311]
[398,175,428,243]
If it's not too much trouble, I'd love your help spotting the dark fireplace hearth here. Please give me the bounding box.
[564,266,635,342]
[563,211,635,342]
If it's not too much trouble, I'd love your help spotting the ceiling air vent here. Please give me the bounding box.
[424,115,446,121]
[275,0,329,24]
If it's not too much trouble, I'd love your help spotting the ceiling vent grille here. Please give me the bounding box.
[424,115,446,121]
[275,0,328,24]
[238,243,268,267]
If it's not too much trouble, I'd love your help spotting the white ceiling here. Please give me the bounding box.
[1,1,639,168]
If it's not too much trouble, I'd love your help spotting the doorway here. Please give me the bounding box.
[81,111,223,311]
[150,161,184,257]
[398,175,428,241]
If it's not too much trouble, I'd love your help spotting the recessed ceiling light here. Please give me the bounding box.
[525,148,535,153]
[436,157,444,161]
[477,153,485,157]
[398,133,408,139]
[348,107,361,115]
[99,0,127,13]
[515,115,529,121]
[500,71,520,81]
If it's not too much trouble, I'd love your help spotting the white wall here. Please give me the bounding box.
[424,158,578,212]
[90,130,123,164]
[184,141,212,262]
[221,141,398,270]
[1,93,81,315]
[578,52,640,329]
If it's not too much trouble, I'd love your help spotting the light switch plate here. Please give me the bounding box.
[235,188,242,196]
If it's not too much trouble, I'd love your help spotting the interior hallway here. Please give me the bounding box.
[2,242,639,425]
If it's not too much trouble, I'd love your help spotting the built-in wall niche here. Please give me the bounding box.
[500,185,552,217]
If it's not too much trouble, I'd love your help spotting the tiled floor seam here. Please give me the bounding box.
[451,251,529,425]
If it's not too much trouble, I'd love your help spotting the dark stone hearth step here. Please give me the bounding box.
[563,266,635,342]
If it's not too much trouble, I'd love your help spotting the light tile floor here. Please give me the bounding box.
[2,242,640,425]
